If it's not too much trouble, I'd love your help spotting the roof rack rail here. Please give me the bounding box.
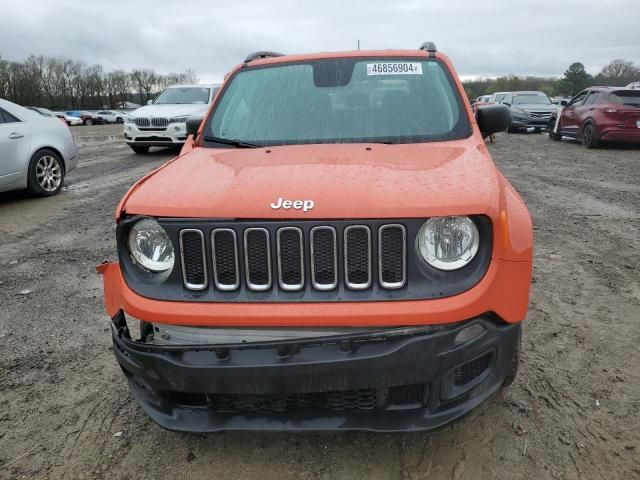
[244,51,285,63]
[418,42,437,57]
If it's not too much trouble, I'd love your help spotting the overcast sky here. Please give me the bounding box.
[1,0,639,83]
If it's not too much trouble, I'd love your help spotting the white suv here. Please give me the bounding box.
[124,84,219,153]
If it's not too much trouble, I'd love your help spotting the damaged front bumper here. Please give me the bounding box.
[111,311,520,432]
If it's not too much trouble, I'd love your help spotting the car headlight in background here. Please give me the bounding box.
[169,116,190,124]
[417,216,479,271]
[128,218,175,272]
[511,108,528,119]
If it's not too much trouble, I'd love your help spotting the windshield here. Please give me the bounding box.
[207,58,470,146]
[154,87,210,105]
[610,91,640,107]
[513,94,552,105]
[494,93,508,103]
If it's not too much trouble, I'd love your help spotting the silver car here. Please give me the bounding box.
[0,98,79,196]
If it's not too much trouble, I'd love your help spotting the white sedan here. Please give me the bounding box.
[0,99,79,196]
[95,110,130,124]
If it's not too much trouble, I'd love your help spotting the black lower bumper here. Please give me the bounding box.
[111,312,521,432]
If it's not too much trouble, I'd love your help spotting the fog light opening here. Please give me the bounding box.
[454,323,485,346]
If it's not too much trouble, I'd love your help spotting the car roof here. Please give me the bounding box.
[245,49,433,67]
[166,84,220,89]
[512,91,547,95]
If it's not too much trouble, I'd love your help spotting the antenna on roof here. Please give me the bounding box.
[357,39,360,50]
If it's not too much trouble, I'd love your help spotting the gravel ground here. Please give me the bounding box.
[0,125,639,479]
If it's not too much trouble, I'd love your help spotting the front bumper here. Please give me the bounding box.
[124,122,188,146]
[112,311,520,432]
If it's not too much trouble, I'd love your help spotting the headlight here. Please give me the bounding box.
[169,116,190,124]
[417,216,479,271]
[127,218,175,272]
[511,108,528,118]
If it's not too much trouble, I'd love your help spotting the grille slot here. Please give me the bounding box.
[211,229,240,291]
[134,117,150,127]
[378,224,407,289]
[244,228,272,291]
[179,229,207,290]
[277,227,304,291]
[344,226,372,290]
[310,226,338,290]
[454,352,492,386]
[208,388,377,413]
[151,117,169,128]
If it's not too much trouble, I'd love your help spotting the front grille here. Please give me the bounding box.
[179,230,207,290]
[454,352,492,386]
[134,117,169,130]
[177,221,408,294]
[210,389,377,413]
[527,111,551,119]
[167,383,426,413]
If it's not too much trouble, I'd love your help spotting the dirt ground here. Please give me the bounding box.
[1,125,638,480]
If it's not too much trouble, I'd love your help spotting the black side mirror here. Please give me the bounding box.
[560,100,568,106]
[476,104,511,136]
[186,116,203,137]
[502,102,511,107]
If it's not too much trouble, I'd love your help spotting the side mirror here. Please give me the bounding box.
[186,116,203,137]
[560,100,568,106]
[502,102,511,107]
[147,99,153,105]
[476,104,511,137]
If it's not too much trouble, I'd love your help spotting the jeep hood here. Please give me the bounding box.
[130,103,209,118]
[121,141,499,219]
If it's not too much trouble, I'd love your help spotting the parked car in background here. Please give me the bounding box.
[65,110,106,126]
[552,96,571,105]
[94,110,130,124]
[502,91,556,133]
[548,87,640,148]
[0,98,79,196]
[54,112,83,126]
[472,94,493,113]
[491,92,510,104]
[626,82,640,90]
[124,84,220,153]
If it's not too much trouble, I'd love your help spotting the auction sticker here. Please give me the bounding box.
[367,62,422,75]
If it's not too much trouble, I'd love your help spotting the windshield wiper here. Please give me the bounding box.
[203,136,262,148]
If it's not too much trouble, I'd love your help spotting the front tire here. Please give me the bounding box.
[582,123,599,149]
[129,145,149,154]
[548,119,562,141]
[84,118,93,126]
[27,149,65,197]
[116,117,124,124]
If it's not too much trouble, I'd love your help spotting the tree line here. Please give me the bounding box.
[0,54,199,110]
[464,59,639,100]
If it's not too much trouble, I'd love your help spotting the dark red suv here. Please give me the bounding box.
[548,87,640,148]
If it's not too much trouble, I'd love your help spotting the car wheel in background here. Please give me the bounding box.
[582,123,599,149]
[27,149,65,197]
[129,145,149,154]
[548,119,562,141]
[84,118,93,126]
[116,117,124,124]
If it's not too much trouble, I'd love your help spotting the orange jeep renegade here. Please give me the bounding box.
[98,42,532,432]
